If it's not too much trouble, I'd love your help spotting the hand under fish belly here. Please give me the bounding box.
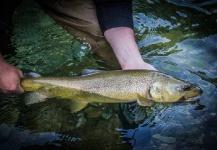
[21,70,202,112]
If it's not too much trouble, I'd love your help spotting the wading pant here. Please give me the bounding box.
[36,0,120,69]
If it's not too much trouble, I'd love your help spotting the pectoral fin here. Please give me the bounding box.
[69,100,88,113]
[137,94,154,107]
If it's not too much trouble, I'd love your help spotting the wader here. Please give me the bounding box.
[36,0,120,68]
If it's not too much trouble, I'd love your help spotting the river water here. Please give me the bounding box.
[0,0,217,149]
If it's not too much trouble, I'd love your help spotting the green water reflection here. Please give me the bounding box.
[9,0,101,76]
[0,0,217,149]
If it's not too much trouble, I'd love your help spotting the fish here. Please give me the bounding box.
[20,70,202,112]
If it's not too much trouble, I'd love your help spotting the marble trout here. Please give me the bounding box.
[21,70,202,112]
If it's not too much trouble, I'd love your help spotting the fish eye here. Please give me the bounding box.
[182,85,191,91]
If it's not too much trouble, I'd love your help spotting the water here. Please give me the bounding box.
[0,0,217,149]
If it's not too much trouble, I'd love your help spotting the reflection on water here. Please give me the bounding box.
[0,123,81,150]
[0,0,217,149]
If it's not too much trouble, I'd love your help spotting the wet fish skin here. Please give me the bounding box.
[21,70,202,110]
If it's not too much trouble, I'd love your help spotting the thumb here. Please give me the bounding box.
[16,84,24,94]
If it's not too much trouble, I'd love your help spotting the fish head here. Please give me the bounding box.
[149,77,202,102]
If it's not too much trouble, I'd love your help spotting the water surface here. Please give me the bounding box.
[0,0,217,149]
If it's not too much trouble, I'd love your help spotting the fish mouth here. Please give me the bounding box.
[178,95,201,102]
[185,95,201,102]
[182,86,202,102]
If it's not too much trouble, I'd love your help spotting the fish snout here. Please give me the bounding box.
[184,86,203,102]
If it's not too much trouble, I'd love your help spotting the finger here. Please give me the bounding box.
[18,70,24,78]
[16,77,24,94]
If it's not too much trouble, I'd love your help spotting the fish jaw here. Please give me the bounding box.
[183,86,202,102]
[185,95,201,102]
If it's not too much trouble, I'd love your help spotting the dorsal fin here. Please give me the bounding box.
[27,72,41,78]
[79,69,106,77]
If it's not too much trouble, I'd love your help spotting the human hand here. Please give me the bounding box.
[0,55,24,94]
[122,61,157,71]
[104,27,157,71]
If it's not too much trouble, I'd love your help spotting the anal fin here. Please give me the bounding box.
[69,100,88,113]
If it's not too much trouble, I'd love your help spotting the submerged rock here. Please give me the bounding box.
[85,106,102,118]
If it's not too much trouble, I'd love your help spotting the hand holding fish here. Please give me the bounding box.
[0,54,24,94]
[104,27,157,71]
